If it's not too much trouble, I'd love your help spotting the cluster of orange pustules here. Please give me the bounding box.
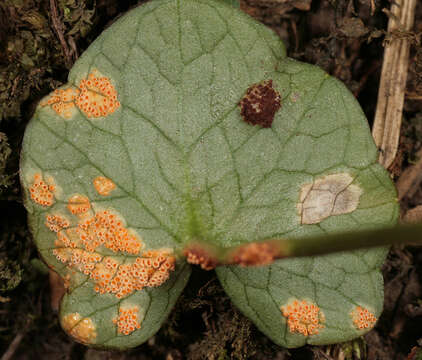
[351,306,377,330]
[29,173,56,206]
[40,88,79,119]
[113,306,142,335]
[281,300,325,336]
[48,209,175,298]
[77,210,142,254]
[41,72,120,118]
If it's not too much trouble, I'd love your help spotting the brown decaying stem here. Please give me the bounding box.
[372,0,417,169]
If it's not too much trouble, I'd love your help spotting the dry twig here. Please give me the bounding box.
[50,0,73,68]
[372,0,417,169]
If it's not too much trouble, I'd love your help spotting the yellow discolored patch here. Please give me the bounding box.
[75,71,120,118]
[40,88,80,119]
[45,214,70,233]
[297,173,362,225]
[350,306,377,330]
[93,176,116,196]
[61,313,97,344]
[281,299,325,336]
[29,173,56,207]
[67,194,91,216]
[113,306,142,335]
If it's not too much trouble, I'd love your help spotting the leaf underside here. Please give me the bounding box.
[20,0,398,350]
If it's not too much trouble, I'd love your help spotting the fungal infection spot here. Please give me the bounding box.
[67,194,91,216]
[75,71,120,118]
[45,188,175,298]
[113,306,142,335]
[40,88,79,119]
[49,202,175,298]
[77,210,143,254]
[350,306,377,330]
[297,173,362,225]
[93,176,116,196]
[29,173,56,207]
[281,299,325,336]
[45,214,70,233]
[183,243,218,270]
[239,79,281,128]
[61,313,97,344]
[228,241,283,267]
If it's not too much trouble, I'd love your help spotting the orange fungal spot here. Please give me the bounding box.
[29,173,55,207]
[67,194,91,215]
[350,306,377,330]
[40,88,80,119]
[61,313,97,344]
[77,210,142,254]
[76,72,120,118]
[113,306,141,335]
[93,176,116,196]
[50,191,175,299]
[45,214,70,233]
[281,299,325,336]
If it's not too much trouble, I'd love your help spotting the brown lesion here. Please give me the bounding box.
[227,240,283,267]
[239,79,281,128]
[183,243,219,270]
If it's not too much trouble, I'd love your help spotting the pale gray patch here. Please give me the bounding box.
[297,173,362,225]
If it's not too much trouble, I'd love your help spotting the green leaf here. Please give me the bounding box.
[20,0,398,349]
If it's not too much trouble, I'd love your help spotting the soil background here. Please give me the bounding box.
[0,0,421,359]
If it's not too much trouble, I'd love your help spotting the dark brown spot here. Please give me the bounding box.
[239,79,281,128]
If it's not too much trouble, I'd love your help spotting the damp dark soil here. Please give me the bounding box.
[1,0,422,359]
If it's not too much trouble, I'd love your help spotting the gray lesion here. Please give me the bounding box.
[297,173,362,225]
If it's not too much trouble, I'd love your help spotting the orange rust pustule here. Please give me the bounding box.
[239,79,281,128]
[90,250,176,298]
[93,176,116,196]
[40,88,79,118]
[113,306,141,335]
[67,194,91,215]
[228,241,281,267]
[29,173,55,207]
[350,306,377,330]
[183,244,218,270]
[76,73,120,118]
[45,214,70,233]
[281,299,325,336]
[77,210,143,254]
